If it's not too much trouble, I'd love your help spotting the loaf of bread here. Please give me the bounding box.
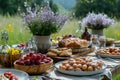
[58,38,89,48]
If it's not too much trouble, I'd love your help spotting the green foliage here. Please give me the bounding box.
[28,20,59,36]
[74,0,120,18]
[113,74,120,80]
[0,0,59,16]
[0,0,31,15]
[49,0,58,13]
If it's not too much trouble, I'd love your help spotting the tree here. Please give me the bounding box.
[74,0,115,18]
[0,0,31,15]
[49,0,58,13]
[0,0,43,16]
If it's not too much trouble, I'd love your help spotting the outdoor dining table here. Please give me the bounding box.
[29,51,120,80]
[0,46,120,80]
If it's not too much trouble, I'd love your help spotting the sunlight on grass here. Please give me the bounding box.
[113,74,120,80]
[0,15,120,45]
[60,19,81,36]
[0,15,32,45]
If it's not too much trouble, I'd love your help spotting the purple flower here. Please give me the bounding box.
[20,3,68,35]
[81,13,115,29]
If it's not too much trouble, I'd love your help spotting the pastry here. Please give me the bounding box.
[59,49,72,57]
[59,57,103,71]
[46,48,72,57]
[114,41,120,44]
[97,47,120,56]
[46,52,57,57]
[58,38,89,48]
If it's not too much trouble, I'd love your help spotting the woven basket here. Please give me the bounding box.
[14,60,53,74]
[0,53,22,67]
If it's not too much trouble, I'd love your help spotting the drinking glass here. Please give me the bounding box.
[91,34,100,50]
[99,35,106,49]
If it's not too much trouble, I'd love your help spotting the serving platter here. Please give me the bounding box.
[50,47,94,63]
[0,69,29,80]
[96,52,120,58]
[55,61,106,76]
[114,44,120,47]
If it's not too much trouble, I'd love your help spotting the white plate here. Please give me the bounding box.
[55,61,106,76]
[96,53,120,58]
[0,69,29,80]
[115,44,120,47]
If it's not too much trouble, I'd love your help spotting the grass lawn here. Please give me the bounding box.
[0,16,120,45]
[0,16,120,79]
[113,74,120,80]
[0,15,32,45]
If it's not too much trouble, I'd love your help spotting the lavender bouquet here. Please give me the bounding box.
[81,13,114,30]
[20,3,67,36]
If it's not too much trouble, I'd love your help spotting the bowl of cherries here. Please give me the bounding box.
[14,52,53,74]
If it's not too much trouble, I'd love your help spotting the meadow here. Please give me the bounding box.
[0,15,120,79]
[0,15,120,45]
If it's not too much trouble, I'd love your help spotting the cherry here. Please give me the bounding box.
[29,52,34,57]
[26,54,31,58]
[46,57,51,61]
[36,55,41,60]
[40,62,45,64]
[31,54,36,60]
[43,59,50,63]
[15,60,20,64]
[35,60,41,65]
[16,52,52,65]
[41,54,46,60]
[23,56,30,60]
[24,59,31,65]
[30,60,35,64]
[16,61,24,65]
[19,58,24,61]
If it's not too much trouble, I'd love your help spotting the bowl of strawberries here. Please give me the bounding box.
[14,52,53,74]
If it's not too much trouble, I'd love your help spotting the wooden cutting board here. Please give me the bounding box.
[72,47,95,57]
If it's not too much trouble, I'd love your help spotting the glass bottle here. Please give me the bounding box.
[81,27,91,41]
[27,37,37,53]
[0,31,10,53]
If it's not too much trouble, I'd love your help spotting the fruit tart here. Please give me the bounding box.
[0,71,18,80]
